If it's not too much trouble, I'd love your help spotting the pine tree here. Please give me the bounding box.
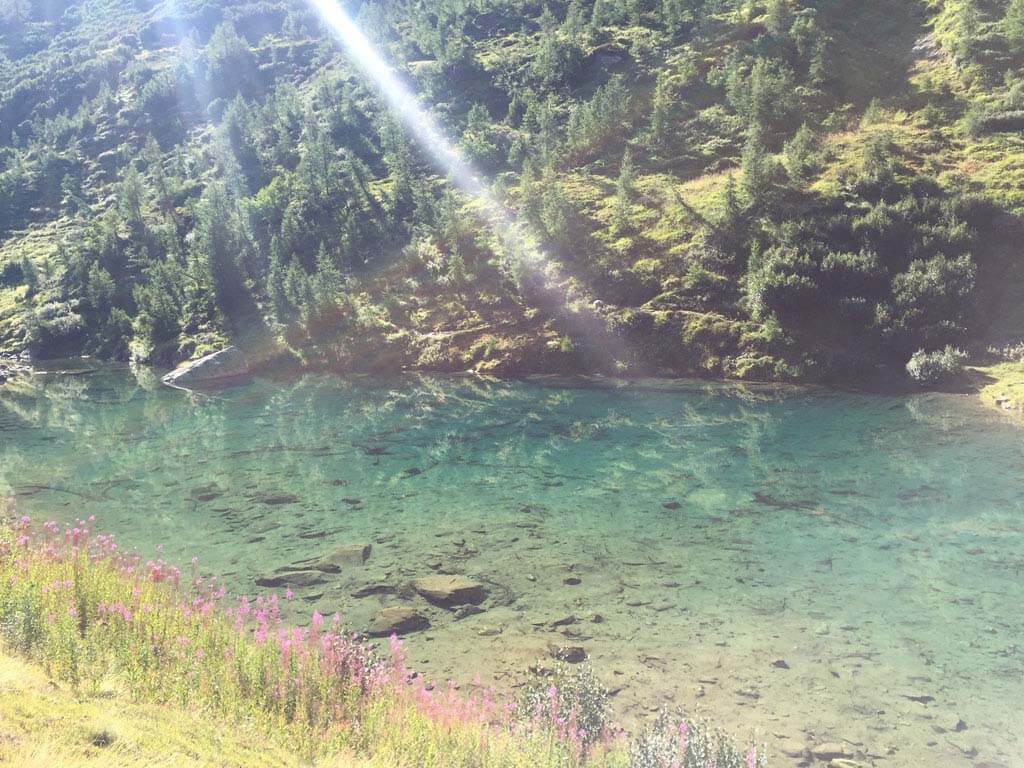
[267,235,291,323]
[740,122,773,205]
[765,0,790,37]
[1006,0,1024,54]
[783,124,818,185]
[611,148,635,235]
[649,70,674,148]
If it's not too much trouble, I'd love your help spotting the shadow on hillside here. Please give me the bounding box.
[818,0,929,107]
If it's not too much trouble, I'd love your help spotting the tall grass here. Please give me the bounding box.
[0,512,766,768]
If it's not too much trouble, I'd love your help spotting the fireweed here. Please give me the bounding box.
[0,515,767,767]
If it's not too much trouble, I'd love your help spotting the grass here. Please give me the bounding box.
[0,512,766,768]
[972,361,1024,420]
[0,652,363,768]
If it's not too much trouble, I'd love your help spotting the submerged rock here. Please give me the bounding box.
[162,346,249,389]
[312,544,372,572]
[547,643,586,663]
[367,606,429,637]
[811,743,855,761]
[352,583,395,598]
[413,575,487,607]
[254,569,326,588]
[254,492,300,505]
[190,483,224,502]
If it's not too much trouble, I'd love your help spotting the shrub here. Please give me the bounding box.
[628,709,765,768]
[517,662,612,753]
[906,346,969,384]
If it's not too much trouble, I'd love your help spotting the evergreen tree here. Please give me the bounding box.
[765,0,790,37]
[649,70,675,148]
[611,148,635,235]
[740,122,773,204]
[1006,0,1024,54]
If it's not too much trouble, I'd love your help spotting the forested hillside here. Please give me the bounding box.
[1,0,1023,382]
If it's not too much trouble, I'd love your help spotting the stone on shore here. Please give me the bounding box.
[367,606,430,637]
[413,575,487,607]
[162,346,249,389]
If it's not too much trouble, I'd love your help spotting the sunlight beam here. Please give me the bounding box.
[306,0,632,370]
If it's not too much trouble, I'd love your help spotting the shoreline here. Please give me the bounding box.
[8,350,1023,429]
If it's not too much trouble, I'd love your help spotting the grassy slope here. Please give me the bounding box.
[0,653,366,768]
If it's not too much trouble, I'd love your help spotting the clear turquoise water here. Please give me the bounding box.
[1,366,1022,766]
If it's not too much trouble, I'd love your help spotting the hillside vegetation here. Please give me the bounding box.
[1,0,1023,383]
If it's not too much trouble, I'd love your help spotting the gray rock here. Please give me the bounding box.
[312,544,372,572]
[254,569,326,588]
[947,737,978,758]
[777,740,807,758]
[367,606,429,637]
[352,583,396,598]
[254,493,300,505]
[548,643,586,663]
[162,346,249,389]
[811,743,855,761]
[413,575,487,607]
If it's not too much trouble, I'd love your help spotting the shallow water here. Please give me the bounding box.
[1,366,1022,766]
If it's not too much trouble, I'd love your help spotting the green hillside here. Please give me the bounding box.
[1,0,1023,383]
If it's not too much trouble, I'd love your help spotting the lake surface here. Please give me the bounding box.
[1,365,1022,767]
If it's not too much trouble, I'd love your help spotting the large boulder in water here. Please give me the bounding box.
[367,606,429,637]
[162,347,249,389]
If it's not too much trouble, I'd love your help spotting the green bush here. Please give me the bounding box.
[906,346,969,384]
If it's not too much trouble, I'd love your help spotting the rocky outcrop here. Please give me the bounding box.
[413,575,487,607]
[367,606,430,637]
[162,346,249,389]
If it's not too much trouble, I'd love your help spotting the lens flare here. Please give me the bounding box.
[306,0,630,370]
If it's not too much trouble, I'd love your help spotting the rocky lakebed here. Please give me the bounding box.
[1,367,1021,768]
